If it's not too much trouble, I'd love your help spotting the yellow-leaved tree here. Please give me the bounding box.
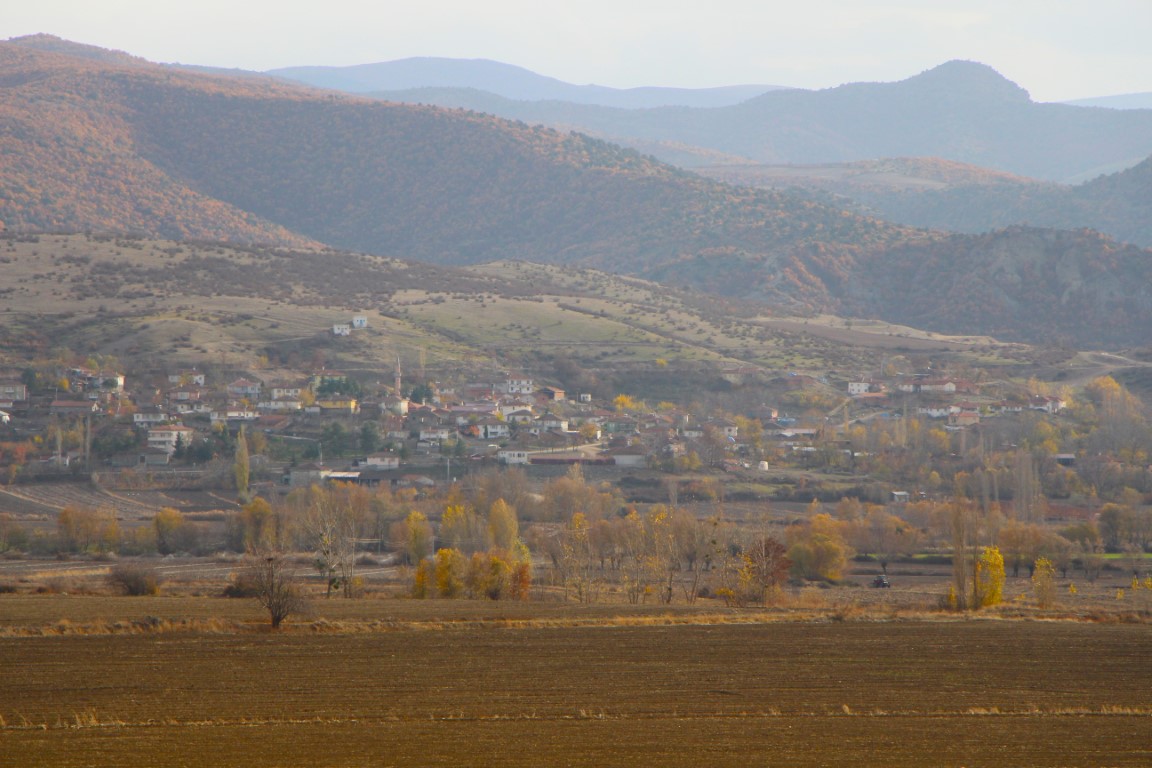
[976,546,1005,608]
[1032,556,1057,609]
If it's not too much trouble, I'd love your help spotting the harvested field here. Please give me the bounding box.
[0,483,233,520]
[0,597,1149,766]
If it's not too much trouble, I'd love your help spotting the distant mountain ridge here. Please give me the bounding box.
[3,37,1152,348]
[1063,92,1152,110]
[270,57,784,109]
[697,155,1152,249]
[845,155,1152,247]
[358,59,1152,182]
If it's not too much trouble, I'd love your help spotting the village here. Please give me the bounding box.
[0,310,1080,510]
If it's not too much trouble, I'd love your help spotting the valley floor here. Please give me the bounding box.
[0,596,1149,766]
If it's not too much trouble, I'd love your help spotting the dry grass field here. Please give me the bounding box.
[1,594,1149,766]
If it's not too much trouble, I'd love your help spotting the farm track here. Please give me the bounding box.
[0,616,1149,765]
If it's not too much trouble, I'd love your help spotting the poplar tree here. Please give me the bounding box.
[234,426,250,502]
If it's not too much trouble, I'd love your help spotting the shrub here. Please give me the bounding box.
[247,554,307,629]
[39,577,76,594]
[106,563,162,596]
[222,571,261,598]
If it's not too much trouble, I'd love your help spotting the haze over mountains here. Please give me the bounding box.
[276,57,1152,182]
[270,57,784,109]
[698,156,1152,249]
[276,54,1152,248]
[1063,92,1152,110]
[2,35,1152,349]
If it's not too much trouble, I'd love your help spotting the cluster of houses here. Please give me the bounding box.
[1,367,126,421]
[847,375,1066,427]
[331,315,369,337]
[134,368,364,427]
[1,358,1075,484]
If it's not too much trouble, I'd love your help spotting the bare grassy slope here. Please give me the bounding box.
[0,234,1044,378]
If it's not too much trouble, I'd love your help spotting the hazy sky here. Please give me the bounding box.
[5,1,1151,101]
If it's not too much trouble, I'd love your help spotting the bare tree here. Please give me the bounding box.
[250,553,306,629]
[305,484,366,597]
[741,536,792,604]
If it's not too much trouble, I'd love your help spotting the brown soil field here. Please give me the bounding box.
[1,597,1149,766]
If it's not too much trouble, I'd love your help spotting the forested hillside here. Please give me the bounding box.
[0,44,316,247]
[0,37,914,290]
[843,227,1152,347]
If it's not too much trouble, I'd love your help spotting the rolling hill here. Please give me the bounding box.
[0,36,915,289]
[697,156,1152,248]
[3,37,1152,349]
[0,232,1063,389]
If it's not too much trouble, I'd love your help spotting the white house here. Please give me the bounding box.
[351,315,369,329]
[706,419,739,439]
[897,378,957,394]
[379,396,409,417]
[134,408,170,425]
[917,405,958,419]
[479,421,511,440]
[603,446,646,467]
[147,425,196,455]
[257,398,303,413]
[419,427,454,442]
[503,377,534,395]
[505,409,535,425]
[848,382,880,396]
[357,453,400,470]
[227,378,262,398]
[270,382,307,400]
[1030,395,1066,414]
[536,413,570,432]
[210,410,258,424]
[333,324,352,336]
[168,369,206,387]
[0,381,28,402]
[498,449,530,465]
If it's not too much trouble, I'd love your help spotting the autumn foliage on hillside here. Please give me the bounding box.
[0,46,317,247]
[0,39,912,281]
[3,40,1152,347]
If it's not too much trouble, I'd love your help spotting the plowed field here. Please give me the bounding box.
[1,615,1149,766]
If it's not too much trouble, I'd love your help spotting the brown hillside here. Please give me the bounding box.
[0,39,913,286]
[0,44,316,246]
[3,40,1152,348]
[842,227,1152,348]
